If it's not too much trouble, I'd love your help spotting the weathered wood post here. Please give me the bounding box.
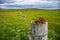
[29,18,48,40]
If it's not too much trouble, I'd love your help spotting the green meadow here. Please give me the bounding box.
[0,9,60,40]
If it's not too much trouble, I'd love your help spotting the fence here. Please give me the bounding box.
[29,18,48,40]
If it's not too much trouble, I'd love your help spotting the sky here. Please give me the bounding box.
[0,0,60,9]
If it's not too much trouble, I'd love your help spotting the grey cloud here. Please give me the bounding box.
[0,0,14,4]
[0,0,60,9]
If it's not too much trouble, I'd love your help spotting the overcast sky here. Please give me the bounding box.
[0,0,60,9]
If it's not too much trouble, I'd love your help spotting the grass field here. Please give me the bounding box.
[0,9,60,40]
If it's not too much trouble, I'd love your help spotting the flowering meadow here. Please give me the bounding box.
[0,9,60,40]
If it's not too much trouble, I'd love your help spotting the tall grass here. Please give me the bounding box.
[0,9,60,40]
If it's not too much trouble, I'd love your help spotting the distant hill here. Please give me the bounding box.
[0,8,60,11]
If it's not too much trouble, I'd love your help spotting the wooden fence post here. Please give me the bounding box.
[29,18,48,40]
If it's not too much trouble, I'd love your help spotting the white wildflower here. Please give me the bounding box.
[31,20,34,23]
[22,16,26,21]
[27,31,30,34]
[16,35,18,37]
[19,12,23,16]
[17,29,20,32]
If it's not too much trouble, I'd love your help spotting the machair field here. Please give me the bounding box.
[0,9,60,40]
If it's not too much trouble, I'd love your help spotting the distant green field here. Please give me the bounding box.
[0,9,60,40]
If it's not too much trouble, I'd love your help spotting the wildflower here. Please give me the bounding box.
[22,16,26,21]
[17,29,20,32]
[16,35,18,37]
[19,12,23,16]
[31,20,34,23]
[19,12,26,22]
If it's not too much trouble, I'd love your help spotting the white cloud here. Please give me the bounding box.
[0,0,60,9]
[8,0,59,5]
[0,0,59,5]
[10,0,40,5]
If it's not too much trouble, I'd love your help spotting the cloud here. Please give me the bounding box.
[0,0,15,4]
[0,0,60,9]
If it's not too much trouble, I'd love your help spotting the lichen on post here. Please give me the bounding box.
[29,18,48,40]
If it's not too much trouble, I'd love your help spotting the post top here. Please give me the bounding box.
[35,18,46,24]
